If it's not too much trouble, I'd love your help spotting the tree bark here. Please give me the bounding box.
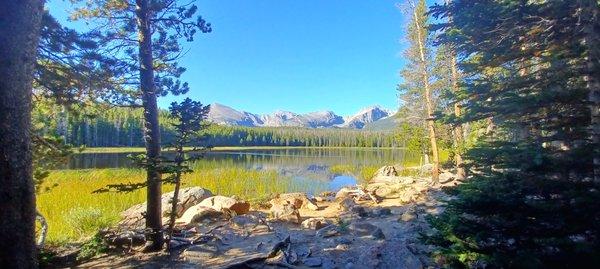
[412,3,440,184]
[446,0,466,180]
[167,146,184,249]
[581,0,600,182]
[450,51,466,180]
[136,0,164,251]
[0,0,44,267]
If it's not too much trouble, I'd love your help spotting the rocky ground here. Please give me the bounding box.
[70,166,458,269]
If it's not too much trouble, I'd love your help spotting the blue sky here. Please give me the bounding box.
[47,0,419,116]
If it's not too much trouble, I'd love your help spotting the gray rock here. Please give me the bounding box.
[372,207,392,217]
[120,187,213,227]
[348,222,381,237]
[230,215,261,229]
[373,166,399,177]
[337,197,358,211]
[301,217,330,230]
[322,258,337,269]
[350,206,368,217]
[335,187,357,200]
[269,199,301,224]
[316,224,340,238]
[371,228,386,240]
[182,244,219,261]
[303,257,323,267]
[400,211,417,222]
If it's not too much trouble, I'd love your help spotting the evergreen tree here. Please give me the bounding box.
[427,0,600,267]
[0,0,44,267]
[398,0,441,182]
[71,0,211,250]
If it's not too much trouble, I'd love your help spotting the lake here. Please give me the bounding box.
[67,148,421,191]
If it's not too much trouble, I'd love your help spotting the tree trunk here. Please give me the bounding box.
[0,0,43,267]
[412,4,440,184]
[167,147,184,249]
[136,0,163,251]
[446,0,466,180]
[450,51,466,180]
[581,0,600,182]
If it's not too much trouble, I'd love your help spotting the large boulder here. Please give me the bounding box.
[120,187,213,227]
[373,166,399,177]
[198,195,250,215]
[177,205,225,225]
[370,165,419,185]
[273,192,319,211]
[269,198,301,224]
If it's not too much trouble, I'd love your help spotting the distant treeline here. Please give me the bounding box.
[38,106,398,148]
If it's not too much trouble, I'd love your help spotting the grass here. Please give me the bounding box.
[37,164,326,244]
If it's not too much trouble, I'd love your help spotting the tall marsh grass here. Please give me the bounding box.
[37,165,322,244]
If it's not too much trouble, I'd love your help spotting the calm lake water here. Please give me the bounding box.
[67,148,420,191]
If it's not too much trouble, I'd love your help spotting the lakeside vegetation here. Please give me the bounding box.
[38,162,333,243]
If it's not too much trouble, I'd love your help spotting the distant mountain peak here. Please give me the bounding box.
[207,104,395,130]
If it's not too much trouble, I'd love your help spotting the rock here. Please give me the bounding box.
[276,192,319,210]
[178,205,224,225]
[350,206,368,217]
[400,211,417,222]
[182,244,219,261]
[120,187,213,227]
[104,230,145,248]
[335,237,353,245]
[301,217,330,230]
[400,191,416,203]
[335,187,357,200]
[336,197,358,211]
[371,176,416,185]
[322,258,337,269]
[371,228,386,240]
[421,163,433,172]
[370,165,404,184]
[269,198,301,224]
[439,171,455,182]
[230,215,261,229]
[373,166,399,177]
[316,224,340,238]
[348,222,382,237]
[335,244,350,251]
[198,195,250,215]
[164,187,214,217]
[303,257,323,267]
[371,207,392,217]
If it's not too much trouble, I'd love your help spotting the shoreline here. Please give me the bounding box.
[78,146,407,154]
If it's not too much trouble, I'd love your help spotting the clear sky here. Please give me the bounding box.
[47,0,420,116]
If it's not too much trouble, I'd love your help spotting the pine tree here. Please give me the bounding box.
[71,0,211,250]
[427,0,600,267]
[398,0,441,183]
[0,0,44,267]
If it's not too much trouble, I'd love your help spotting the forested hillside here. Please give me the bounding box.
[34,104,398,147]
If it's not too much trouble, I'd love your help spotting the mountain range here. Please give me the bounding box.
[207,103,396,130]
